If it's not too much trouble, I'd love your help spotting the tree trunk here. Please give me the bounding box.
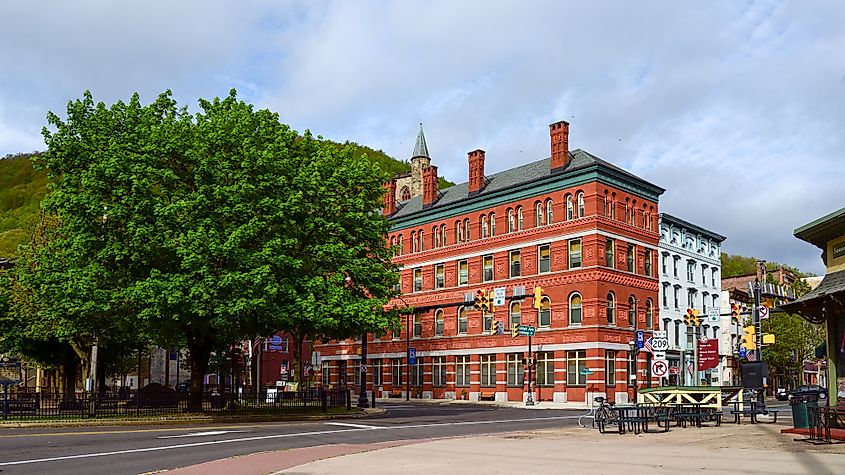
[291,332,306,386]
[62,360,78,398]
[186,333,213,412]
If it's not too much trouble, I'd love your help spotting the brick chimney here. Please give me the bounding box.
[549,120,570,172]
[383,179,397,216]
[422,165,439,208]
[468,149,486,196]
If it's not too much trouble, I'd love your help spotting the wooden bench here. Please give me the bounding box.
[389,389,403,398]
[479,391,496,401]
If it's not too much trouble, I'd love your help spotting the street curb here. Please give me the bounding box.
[0,408,386,429]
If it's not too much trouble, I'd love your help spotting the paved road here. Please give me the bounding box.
[0,403,584,474]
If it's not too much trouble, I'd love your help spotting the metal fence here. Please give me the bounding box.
[1,388,351,421]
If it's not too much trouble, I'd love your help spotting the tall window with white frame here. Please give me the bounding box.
[509,301,521,329]
[535,202,543,227]
[458,259,468,286]
[628,296,636,328]
[353,361,360,387]
[434,309,444,336]
[433,226,439,248]
[463,219,470,242]
[577,192,585,218]
[413,313,422,338]
[457,306,468,335]
[546,198,554,224]
[568,239,582,268]
[509,250,521,278]
[456,220,462,243]
[432,356,446,386]
[507,353,524,387]
[539,297,551,327]
[536,352,554,386]
[480,215,488,239]
[644,250,652,276]
[606,350,617,386]
[411,231,417,253]
[413,268,422,292]
[517,206,524,231]
[606,238,614,267]
[435,264,445,289]
[662,253,668,275]
[687,260,695,282]
[712,268,717,287]
[645,299,654,330]
[673,256,680,278]
[455,356,470,387]
[569,293,582,325]
[440,224,446,246]
[607,292,616,325]
[538,244,551,274]
[482,255,494,282]
[480,355,496,387]
[627,244,635,272]
[391,358,402,387]
[412,357,424,387]
[419,230,424,251]
[566,194,574,220]
[372,360,383,386]
[489,212,496,236]
[507,209,515,233]
[567,350,587,386]
[673,286,680,310]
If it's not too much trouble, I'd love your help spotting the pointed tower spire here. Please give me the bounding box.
[412,123,429,158]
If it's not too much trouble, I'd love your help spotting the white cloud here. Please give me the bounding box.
[3,0,843,274]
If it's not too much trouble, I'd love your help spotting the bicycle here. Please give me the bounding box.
[579,396,617,432]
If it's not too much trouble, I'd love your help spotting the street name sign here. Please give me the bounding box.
[493,287,506,306]
[517,324,536,336]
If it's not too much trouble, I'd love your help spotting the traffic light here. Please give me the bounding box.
[487,290,496,314]
[533,286,543,309]
[492,320,500,335]
[511,324,520,338]
[741,325,757,351]
[474,289,483,311]
[685,308,701,327]
[730,304,740,324]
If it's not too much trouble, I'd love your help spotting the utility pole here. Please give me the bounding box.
[526,334,534,406]
[358,333,369,408]
[406,312,410,401]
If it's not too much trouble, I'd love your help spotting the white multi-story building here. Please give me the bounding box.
[658,214,725,386]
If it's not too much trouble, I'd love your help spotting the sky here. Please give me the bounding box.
[2,0,843,275]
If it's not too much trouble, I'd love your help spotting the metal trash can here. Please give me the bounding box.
[790,396,809,428]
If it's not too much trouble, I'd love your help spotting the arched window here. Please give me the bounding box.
[569,293,582,325]
[517,206,524,230]
[624,198,631,224]
[411,231,417,253]
[566,194,574,220]
[433,226,440,248]
[390,236,395,249]
[539,297,551,327]
[457,306,468,334]
[546,199,554,225]
[481,215,488,239]
[398,234,403,255]
[645,299,654,330]
[463,218,470,241]
[400,186,411,201]
[628,296,637,328]
[535,202,543,227]
[489,213,496,236]
[509,301,521,329]
[456,220,463,243]
[630,200,637,225]
[507,208,515,233]
[434,309,445,336]
[610,193,617,220]
[577,192,585,218]
[440,224,447,246]
[603,190,609,217]
[607,292,616,324]
[418,229,424,251]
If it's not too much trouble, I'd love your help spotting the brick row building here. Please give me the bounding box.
[315,121,664,404]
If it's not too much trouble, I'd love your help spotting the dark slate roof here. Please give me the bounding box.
[412,123,429,158]
[781,269,845,323]
[391,149,663,219]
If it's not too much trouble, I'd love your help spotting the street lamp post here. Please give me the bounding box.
[628,340,639,403]
[406,312,411,401]
[357,333,369,408]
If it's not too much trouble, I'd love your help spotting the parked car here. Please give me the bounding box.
[788,385,827,401]
[775,388,789,401]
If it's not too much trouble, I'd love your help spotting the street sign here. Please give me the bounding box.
[361,364,368,373]
[635,330,645,349]
[708,308,720,323]
[652,351,666,360]
[651,360,668,377]
[698,339,719,370]
[651,331,669,352]
[517,324,536,336]
[579,368,593,375]
[493,287,506,306]
[739,346,747,358]
[758,305,770,319]
[409,347,417,366]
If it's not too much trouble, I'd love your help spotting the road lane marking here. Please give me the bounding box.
[0,414,579,467]
[324,422,381,429]
[158,430,247,439]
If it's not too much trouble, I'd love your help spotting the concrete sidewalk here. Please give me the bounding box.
[276,423,845,474]
[375,396,593,410]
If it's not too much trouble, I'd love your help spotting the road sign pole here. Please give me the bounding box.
[526,334,534,406]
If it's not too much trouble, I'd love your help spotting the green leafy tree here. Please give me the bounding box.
[32,90,397,410]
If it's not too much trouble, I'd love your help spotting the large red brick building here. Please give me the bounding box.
[316,121,664,404]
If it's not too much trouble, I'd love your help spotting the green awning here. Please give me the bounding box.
[782,269,845,324]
